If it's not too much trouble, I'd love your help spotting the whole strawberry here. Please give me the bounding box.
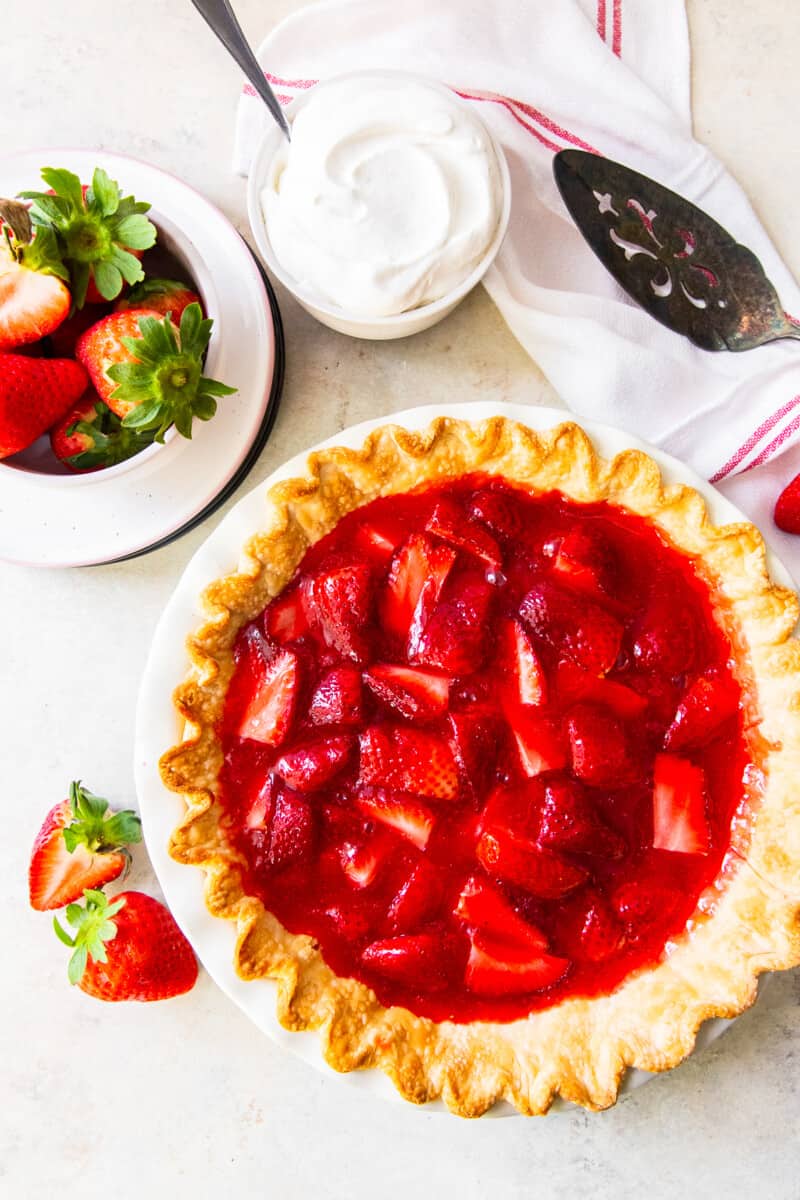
[29,781,142,911]
[116,278,202,324]
[54,889,198,1002]
[76,303,235,440]
[0,353,87,457]
[774,473,800,535]
[0,199,71,349]
[50,391,154,472]
[19,166,156,307]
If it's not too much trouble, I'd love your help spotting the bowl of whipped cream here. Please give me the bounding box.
[247,71,511,339]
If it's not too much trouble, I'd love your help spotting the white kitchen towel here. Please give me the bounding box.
[234,0,800,576]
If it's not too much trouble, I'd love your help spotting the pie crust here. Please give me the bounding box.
[160,416,800,1116]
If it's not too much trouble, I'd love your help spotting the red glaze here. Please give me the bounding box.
[218,475,759,1022]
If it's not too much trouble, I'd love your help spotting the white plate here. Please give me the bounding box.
[135,401,792,1116]
[0,149,279,567]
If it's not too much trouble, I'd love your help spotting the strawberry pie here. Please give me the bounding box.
[161,417,800,1115]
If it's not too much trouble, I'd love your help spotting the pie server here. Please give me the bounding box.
[553,148,800,352]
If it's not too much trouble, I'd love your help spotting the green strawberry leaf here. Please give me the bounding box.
[198,376,237,398]
[20,226,70,281]
[112,213,157,251]
[61,780,142,855]
[92,259,123,301]
[54,890,127,986]
[39,166,85,210]
[19,192,71,228]
[88,167,120,218]
[192,395,218,421]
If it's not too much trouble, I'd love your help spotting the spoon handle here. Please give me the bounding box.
[189,0,291,141]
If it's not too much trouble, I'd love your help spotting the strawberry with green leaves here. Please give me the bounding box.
[54,889,198,1002]
[116,278,202,324]
[0,197,71,349]
[50,391,155,472]
[19,166,157,308]
[28,781,142,911]
[76,302,236,441]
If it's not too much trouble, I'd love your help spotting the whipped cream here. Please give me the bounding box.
[261,75,504,318]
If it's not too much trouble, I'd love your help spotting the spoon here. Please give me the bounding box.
[553,149,800,352]
[189,0,291,142]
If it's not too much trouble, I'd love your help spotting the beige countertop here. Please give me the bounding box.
[2,2,799,1196]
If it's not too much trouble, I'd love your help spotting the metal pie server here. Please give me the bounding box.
[553,149,800,352]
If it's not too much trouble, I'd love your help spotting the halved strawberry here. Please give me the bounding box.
[468,489,522,540]
[309,665,363,726]
[447,710,501,796]
[266,585,311,644]
[236,648,299,747]
[380,532,456,643]
[363,663,450,722]
[273,735,355,792]
[664,670,740,752]
[244,776,276,831]
[610,878,680,929]
[567,703,638,787]
[631,577,698,675]
[264,789,315,870]
[652,753,709,855]
[476,827,587,898]
[549,528,616,597]
[555,658,647,720]
[499,618,547,706]
[454,876,548,949]
[425,498,502,569]
[505,707,568,777]
[361,933,449,991]
[536,778,626,858]
[308,561,373,662]
[29,781,142,911]
[519,581,623,675]
[339,832,394,889]
[355,787,436,849]
[353,516,407,564]
[558,893,624,963]
[0,233,70,350]
[358,725,460,801]
[387,859,443,932]
[411,573,493,674]
[478,784,540,840]
[465,932,569,996]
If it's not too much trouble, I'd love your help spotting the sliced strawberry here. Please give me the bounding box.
[273,735,355,792]
[631,577,699,675]
[536,778,626,858]
[664,670,740,752]
[361,934,449,991]
[355,786,436,849]
[519,581,623,675]
[265,789,315,869]
[505,707,568,777]
[363,663,450,722]
[652,753,709,855]
[559,893,624,963]
[387,859,444,932]
[353,516,407,564]
[29,782,142,911]
[244,776,276,831]
[308,561,373,662]
[447,710,501,796]
[555,658,647,720]
[468,489,522,540]
[0,235,70,350]
[266,585,311,644]
[358,725,459,801]
[309,665,364,726]
[454,876,548,949]
[236,648,299,747]
[324,903,376,941]
[499,618,547,707]
[476,827,587,898]
[549,528,616,597]
[567,703,638,787]
[411,573,493,674]
[478,784,540,841]
[380,532,455,643]
[610,879,680,929]
[339,832,394,889]
[465,932,569,996]
[425,498,502,568]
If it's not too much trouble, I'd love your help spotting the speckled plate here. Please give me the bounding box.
[134,401,788,1116]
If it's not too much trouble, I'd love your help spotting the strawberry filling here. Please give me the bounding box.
[219,475,760,1022]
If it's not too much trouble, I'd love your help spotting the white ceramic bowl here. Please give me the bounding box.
[246,71,512,340]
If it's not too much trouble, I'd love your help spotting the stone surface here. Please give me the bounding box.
[1,2,799,1196]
